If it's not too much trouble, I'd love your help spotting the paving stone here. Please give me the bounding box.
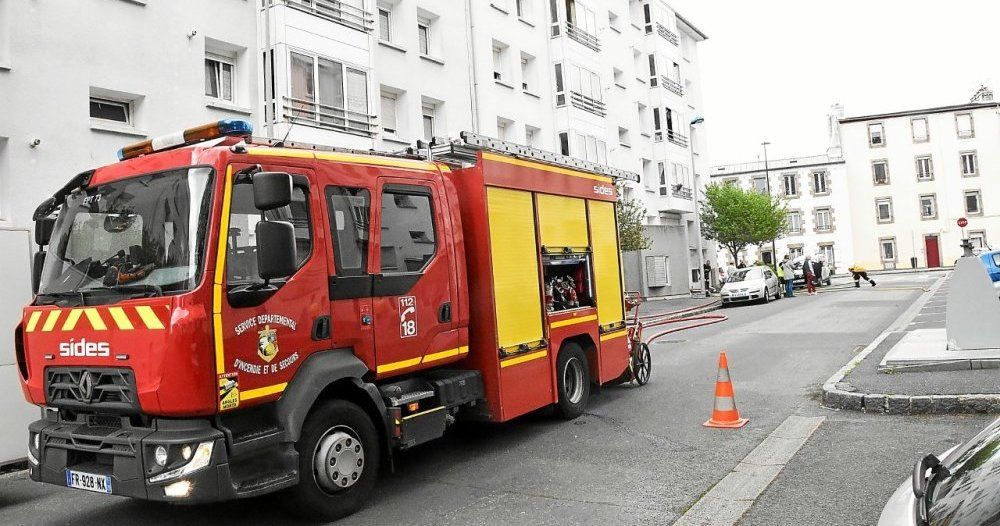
[863,394,887,413]
[910,396,936,414]
[886,395,911,414]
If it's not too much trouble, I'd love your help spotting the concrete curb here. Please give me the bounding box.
[659,300,722,321]
[820,275,1000,415]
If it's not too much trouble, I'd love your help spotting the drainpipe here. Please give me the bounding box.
[264,1,273,138]
[464,0,480,133]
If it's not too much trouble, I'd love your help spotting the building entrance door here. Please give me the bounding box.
[924,235,941,268]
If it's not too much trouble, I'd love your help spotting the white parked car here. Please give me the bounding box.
[791,255,832,287]
[720,266,781,305]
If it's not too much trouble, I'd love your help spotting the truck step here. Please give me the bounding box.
[229,426,285,458]
[234,470,298,498]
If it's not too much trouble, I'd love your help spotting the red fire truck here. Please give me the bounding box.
[15,120,648,519]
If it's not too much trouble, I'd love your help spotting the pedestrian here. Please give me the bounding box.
[737,260,746,269]
[849,264,877,288]
[776,257,785,288]
[703,261,712,293]
[780,255,795,298]
[803,255,817,295]
[813,255,825,288]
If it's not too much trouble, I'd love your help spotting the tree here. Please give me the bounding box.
[616,183,651,252]
[700,183,788,263]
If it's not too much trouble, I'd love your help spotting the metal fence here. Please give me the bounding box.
[284,0,374,33]
[282,96,377,137]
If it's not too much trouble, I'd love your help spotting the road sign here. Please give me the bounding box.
[958,217,969,228]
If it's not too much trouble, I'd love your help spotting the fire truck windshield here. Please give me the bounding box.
[36,166,215,305]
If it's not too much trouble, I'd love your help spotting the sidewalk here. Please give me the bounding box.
[822,273,1000,414]
[635,294,720,320]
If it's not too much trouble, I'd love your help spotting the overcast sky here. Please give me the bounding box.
[667,0,1000,166]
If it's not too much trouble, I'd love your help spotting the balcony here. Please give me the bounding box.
[666,129,689,148]
[565,20,600,52]
[671,185,693,200]
[661,75,684,96]
[569,91,607,117]
[284,0,374,33]
[656,23,679,45]
[282,96,377,137]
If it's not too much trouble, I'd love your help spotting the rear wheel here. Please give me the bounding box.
[285,400,380,521]
[631,342,651,386]
[775,286,782,301]
[555,343,590,419]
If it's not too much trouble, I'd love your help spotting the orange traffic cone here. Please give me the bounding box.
[703,351,748,429]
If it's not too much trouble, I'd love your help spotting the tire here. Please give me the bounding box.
[631,342,652,386]
[555,343,591,419]
[285,399,380,521]
[775,286,782,301]
[763,287,770,304]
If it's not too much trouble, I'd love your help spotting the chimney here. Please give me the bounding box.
[826,103,844,159]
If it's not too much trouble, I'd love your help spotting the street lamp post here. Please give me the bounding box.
[761,141,777,266]
[690,117,706,296]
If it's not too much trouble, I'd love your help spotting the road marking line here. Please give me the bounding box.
[674,415,825,526]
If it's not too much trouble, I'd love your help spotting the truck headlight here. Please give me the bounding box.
[148,441,214,483]
[154,445,168,467]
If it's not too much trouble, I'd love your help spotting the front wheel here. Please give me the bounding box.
[555,343,591,419]
[285,400,380,521]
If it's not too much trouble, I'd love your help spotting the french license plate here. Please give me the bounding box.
[732,295,747,299]
[65,469,112,494]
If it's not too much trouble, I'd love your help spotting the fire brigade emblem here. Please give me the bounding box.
[257,325,280,363]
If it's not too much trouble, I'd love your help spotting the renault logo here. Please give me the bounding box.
[77,371,95,402]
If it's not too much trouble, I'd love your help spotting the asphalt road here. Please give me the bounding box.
[0,271,993,525]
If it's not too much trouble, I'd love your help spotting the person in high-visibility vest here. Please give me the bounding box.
[849,264,877,288]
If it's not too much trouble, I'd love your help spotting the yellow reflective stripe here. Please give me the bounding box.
[134,306,163,330]
[25,311,42,332]
[421,345,469,365]
[240,382,288,401]
[61,309,84,331]
[500,349,548,368]
[600,330,627,342]
[41,311,61,332]
[83,308,107,330]
[214,167,234,375]
[376,357,423,374]
[401,406,445,421]
[550,314,597,329]
[245,147,315,159]
[107,307,134,330]
[482,151,613,184]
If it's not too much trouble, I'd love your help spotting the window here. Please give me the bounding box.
[868,123,885,146]
[819,244,835,266]
[417,22,429,55]
[652,108,662,141]
[961,151,978,176]
[227,181,311,284]
[812,171,829,194]
[608,10,620,31]
[642,3,652,33]
[572,132,607,164]
[496,117,510,141]
[553,63,566,105]
[380,190,436,273]
[956,113,974,138]
[492,41,507,82]
[658,162,667,196]
[915,156,933,180]
[782,173,797,196]
[516,0,530,18]
[566,63,602,103]
[815,207,832,232]
[965,190,982,215]
[378,8,391,41]
[872,161,889,185]
[289,51,369,127]
[752,176,768,194]
[613,67,624,87]
[912,117,929,142]
[90,97,131,124]
[788,245,804,258]
[645,255,669,287]
[648,54,657,86]
[421,102,435,141]
[525,125,539,147]
[205,55,234,102]
[640,159,652,190]
[919,194,937,219]
[326,187,370,276]
[558,131,569,155]
[787,211,802,234]
[880,238,897,262]
[970,230,987,250]
[380,91,398,136]
[549,0,560,36]
[520,53,536,91]
[637,103,649,135]
[876,198,893,223]
[618,126,630,147]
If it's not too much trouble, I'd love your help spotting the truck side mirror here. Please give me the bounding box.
[256,220,297,281]
[35,217,56,246]
[252,172,292,210]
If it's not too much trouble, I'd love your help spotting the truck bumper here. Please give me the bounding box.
[27,414,236,503]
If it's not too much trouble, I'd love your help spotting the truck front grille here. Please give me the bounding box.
[45,367,139,414]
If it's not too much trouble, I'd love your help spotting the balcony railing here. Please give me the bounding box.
[661,76,684,96]
[283,0,374,33]
[666,129,689,148]
[671,185,693,200]
[656,23,679,45]
[569,91,607,117]
[282,96,377,137]
[565,20,600,52]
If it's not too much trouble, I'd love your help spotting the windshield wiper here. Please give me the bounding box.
[105,283,163,298]
[913,453,950,525]
[36,291,88,306]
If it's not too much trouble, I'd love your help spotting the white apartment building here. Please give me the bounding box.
[259,0,709,297]
[709,154,851,273]
[0,0,259,465]
[839,99,1000,269]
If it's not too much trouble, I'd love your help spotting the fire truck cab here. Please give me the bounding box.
[15,121,643,519]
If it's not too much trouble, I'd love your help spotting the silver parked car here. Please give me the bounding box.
[878,416,1000,525]
[720,266,782,305]
[791,255,832,287]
